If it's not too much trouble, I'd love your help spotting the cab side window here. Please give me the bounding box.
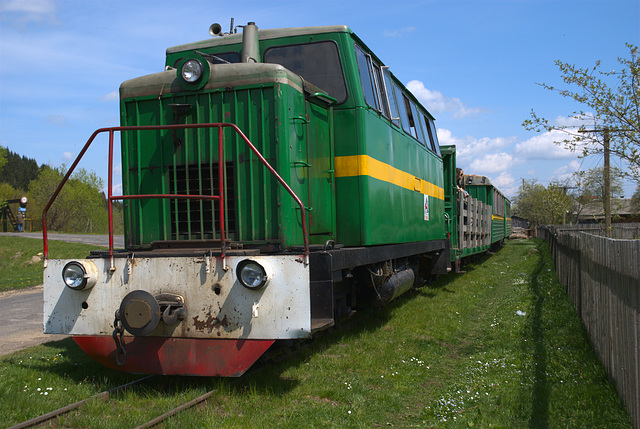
[355,45,380,110]
[423,116,441,156]
[382,67,400,127]
[265,41,348,104]
[355,43,440,157]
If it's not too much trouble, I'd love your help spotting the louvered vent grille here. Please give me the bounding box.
[169,162,235,240]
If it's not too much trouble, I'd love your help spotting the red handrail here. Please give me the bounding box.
[42,123,309,267]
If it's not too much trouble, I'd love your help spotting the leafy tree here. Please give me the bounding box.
[0,145,7,172]
[28,165,114,233]
[513,180,576,226]
[0,146,8,209]
[573,166,624,200]
[572,166,627,221]
[0,149,40,191]
[523,43,640,177]
[632,183,640,214]
[0,182,17,231]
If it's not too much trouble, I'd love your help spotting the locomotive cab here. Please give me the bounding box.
[42,21,472,377]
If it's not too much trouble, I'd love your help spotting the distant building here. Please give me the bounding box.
[511,216,529,229]
[575,198,640,224]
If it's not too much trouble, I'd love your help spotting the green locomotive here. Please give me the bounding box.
[43,22,510,376]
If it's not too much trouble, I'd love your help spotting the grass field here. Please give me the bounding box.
[0,239,632,428]
[0,236,105,292]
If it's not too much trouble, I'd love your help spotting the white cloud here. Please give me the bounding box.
[553,113,595,128]
[514,129,577,160]
[101,91,119,102]
[436,128,519,195]
[46,114,70,127]
[551,160,582,182]
[435,128,457,146]
[0,0,58,25]
[493,171,515,189]
[493,172,518,196]
[470,153,514,174]
[62,151,74,162]
[108,182,123,196]
[383,26,417,37]
[437,128,514,162]
[407,80,490,119]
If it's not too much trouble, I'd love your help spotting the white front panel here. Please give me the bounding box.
[43,255,311,339]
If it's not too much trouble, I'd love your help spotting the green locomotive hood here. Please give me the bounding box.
[119,62,307,100]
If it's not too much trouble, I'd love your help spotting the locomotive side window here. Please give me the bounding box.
[395,85,411,134]
[355,45,380,110]
[422,115,436,153]
[409,101,427,146]
[424,116,442,156]
[373,64,390,118]
[401,94,419,139]
[354,43,441,157]
[382,67,400,127]
[265,41,347,104]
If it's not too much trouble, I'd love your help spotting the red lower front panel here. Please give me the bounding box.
[73,336,275,377]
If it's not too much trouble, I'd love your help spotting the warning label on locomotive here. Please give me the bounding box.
[424,195,429,221]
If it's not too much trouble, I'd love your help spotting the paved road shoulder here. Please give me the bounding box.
[0,232,124,248]
[0,285,69,356]
[0,232,124,355]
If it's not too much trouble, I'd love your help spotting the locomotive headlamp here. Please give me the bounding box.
[176,54,210,90]
[181,59,203,83]
[237,259,269,290]
[62,261,98,290]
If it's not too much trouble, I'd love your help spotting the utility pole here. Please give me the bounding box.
[603,128,611,235]
[579,127,622,237]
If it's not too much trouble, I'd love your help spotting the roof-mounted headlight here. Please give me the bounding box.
[62,261,98,290]
[176,55,210,90]
[237,259,270,290]
[181,59,203,83]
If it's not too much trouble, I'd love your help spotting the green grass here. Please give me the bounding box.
[0,239,632,427]
[0,236,105,292]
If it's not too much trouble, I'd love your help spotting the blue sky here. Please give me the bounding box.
[1,0,638,198]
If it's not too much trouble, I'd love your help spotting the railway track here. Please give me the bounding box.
[9,311,369,428]
[8,374,223,429]
[8,376,154,429]
[8,351,266,428]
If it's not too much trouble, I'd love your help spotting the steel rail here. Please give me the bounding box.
[133,361,251,428]
[42,122,310,267]
[11,317,356,429]
[134,390,217,429]
[8,375,153,429]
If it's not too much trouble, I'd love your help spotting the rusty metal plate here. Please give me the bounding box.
[43,255,311,340]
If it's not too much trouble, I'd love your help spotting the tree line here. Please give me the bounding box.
[0,146,123,234]
[512,168,640,226]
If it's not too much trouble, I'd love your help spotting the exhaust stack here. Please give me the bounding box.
[241,22,259,63]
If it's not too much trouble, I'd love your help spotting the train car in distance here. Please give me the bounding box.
[441,146,511,271]
[42,21,510,377]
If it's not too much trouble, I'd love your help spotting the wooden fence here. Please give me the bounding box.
[537,224,640,428]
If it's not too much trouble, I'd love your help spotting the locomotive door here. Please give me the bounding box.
[304,102,335,242]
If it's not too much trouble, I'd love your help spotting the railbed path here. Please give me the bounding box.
[0,232,124,355]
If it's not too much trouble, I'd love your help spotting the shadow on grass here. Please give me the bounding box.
[4,337,142,386]
[525,239,550,429]
[6,244,512,400]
